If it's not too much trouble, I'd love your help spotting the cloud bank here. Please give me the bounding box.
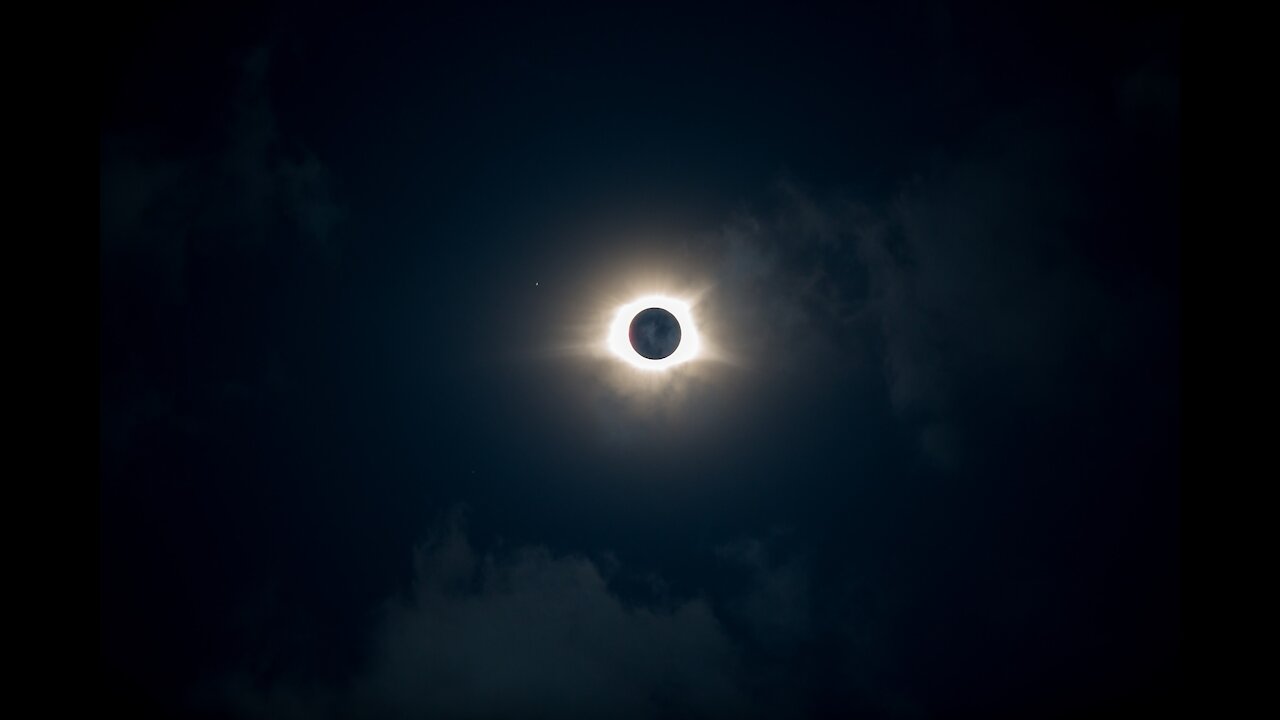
[219,510,754,720]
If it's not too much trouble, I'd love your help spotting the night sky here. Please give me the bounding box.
[100,2,1181,718]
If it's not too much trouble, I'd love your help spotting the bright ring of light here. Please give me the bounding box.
[607,295,701,371]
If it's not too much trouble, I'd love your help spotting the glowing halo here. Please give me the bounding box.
[607,295,701,371]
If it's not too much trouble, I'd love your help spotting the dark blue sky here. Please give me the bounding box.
[101,2,1180,717]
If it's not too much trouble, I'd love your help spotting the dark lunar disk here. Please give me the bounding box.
[629,307,682,360]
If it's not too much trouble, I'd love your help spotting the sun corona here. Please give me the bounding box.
[607,295,701,371]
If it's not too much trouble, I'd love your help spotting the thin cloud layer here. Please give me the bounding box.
[101,46,344,280]
[696,100,1177,471]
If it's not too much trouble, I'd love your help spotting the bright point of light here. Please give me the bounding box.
[607,295,701,371]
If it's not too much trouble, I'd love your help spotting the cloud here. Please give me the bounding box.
[691,95,1177,471]
[207,514,942,720]
[223,47,345,260]
[715,536,810,651]
[219,509,752,720]
[100,44,347,455]
[100,46,345,276]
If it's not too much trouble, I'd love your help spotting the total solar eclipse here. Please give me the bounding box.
[628,307,682,359]
[606,295,701,371]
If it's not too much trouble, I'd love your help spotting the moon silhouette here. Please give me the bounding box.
[628,307,682,360]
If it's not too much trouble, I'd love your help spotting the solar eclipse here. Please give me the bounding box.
[607,295,701,371]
